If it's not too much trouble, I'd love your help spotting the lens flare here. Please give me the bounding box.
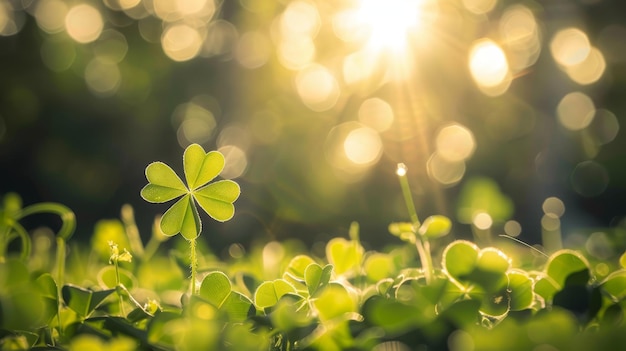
[355,0,433,53]
[469,39,511,96]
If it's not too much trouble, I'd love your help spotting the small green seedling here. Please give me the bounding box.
[141,143,240,294]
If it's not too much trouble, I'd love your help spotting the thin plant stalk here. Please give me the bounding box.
[396,163,434,283]
[121,204,145,259]
[189,238,198,295]
[114,260,126,316]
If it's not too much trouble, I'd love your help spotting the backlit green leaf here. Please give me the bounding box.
[533,273,560,303]
[305,263,332,297]
[194,180,240,222]
[508,270,534,311]
[141,162,187,203]
[97,266,137,290]
[222,291,254,322]
[147,311,182,349]
[545,249,590,289]
[472,248,511,293]
[443,240,479,281]
[199,271,232,308]
[601,270,626,302]
[366,298,424,333]
[254,279,296,310]
[326,237,363,276]
[284,255,316,282]
[183,144,225,190]
[363,253,395,282]
[313,283,357,322]
[419,215,452,239]
[62,285,115,317]
[160,195,200,240]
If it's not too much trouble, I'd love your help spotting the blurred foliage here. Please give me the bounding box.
[2,192,626,350]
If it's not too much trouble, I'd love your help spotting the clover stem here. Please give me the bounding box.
[55,236,66,336]
[396,163,420,225]
[415,239,434,284]
[114,259,126,316]
[189,238,198,295]
[56,237,66,291]
[397,163,434,283]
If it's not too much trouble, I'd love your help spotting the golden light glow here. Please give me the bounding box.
[65,4,104,44]
[426,152,466,186]
[277,37,315,70]
[343,126,382,165]
[153,0,215,21]
[550,28,591,67]
[342,50,379,85]
[541,214,560,231]
[557,91,595,131]
[355,0,424,53]
[203,20,238,58]
[295,64,340,112]
[236,31,271,69]
[93,29,128,64]
[280,0,320,38]
[174,102,217,145]
[435,123,476,162]
[462,0,498,15]
[473,212,493,230]
[358,98,394,132]
[161,24,203,62]
[499,5,541,72]
[504,220,522,237]
[565,46,606,85]
[542,197,565,217]
[84,59,121,97]
[396,163,407,177]
[592,109,619,145]
[218,145,248,179]
[468,39,511,96]
[0,2,23,36]
[119,0,142,10]
[325,122,381,176]
[34,0,68,34]
[276,1,319,70]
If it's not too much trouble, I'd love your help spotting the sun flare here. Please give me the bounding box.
[356,0,427,54]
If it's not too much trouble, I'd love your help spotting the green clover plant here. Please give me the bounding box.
[141,143,240,294]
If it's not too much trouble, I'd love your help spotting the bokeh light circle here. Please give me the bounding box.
[161,24,203,62]
[435,123,476,162]
[65,4,104,44]
[551,28,591,67]
[295,64,340,112]
[557,91,595,131]
[358,98,394,132]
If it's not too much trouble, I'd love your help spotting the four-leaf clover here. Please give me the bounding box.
[141,144,240,240]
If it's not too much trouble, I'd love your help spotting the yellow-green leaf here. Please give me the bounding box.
[326,237,363,276]
[442,240,479,281]
[183,144,225,190]
[199,271,232,308]
[254,279,296,310]
[160,195,200,240]
[141,162,187,203]
[419,215,452,239]
[194,180,240,222]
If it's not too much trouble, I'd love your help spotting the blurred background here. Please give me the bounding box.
[1,0,625,255]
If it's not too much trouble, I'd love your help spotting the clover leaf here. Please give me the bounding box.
[141,144,240,240]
